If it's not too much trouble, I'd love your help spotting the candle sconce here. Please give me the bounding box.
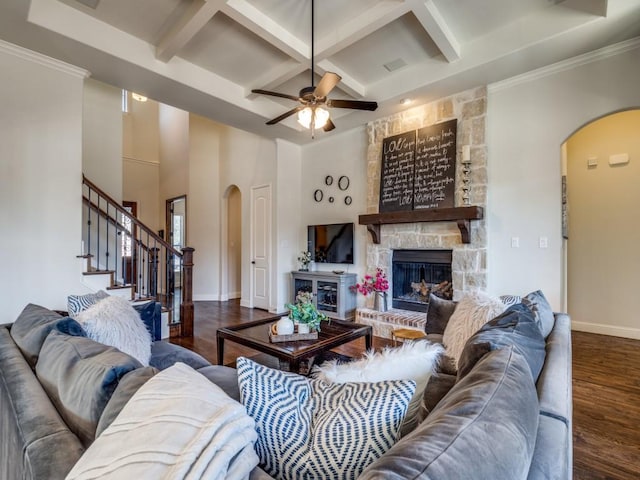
[461,145,471,206]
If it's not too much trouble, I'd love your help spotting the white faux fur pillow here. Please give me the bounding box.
[76,296,152,366]
[442,291,506,369]
[312,340,444,436]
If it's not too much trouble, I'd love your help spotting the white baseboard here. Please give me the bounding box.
[572,321,640,340]
[193,294,220,301]
[240,299,251,308]
[228,291,241,299]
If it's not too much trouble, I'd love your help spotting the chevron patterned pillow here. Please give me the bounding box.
[237,357,415,480]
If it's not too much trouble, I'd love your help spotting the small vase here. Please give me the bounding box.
[373,292,388,312]
[276,316,295,335]
[297,323,311,334]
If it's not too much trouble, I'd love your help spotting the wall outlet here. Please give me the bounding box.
[511,237,520,248]
[539,236,548,248]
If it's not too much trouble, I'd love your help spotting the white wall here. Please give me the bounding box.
[227,186,242,299]
[219,125,279,310]
[566,110,640,338]
[159,104,189,224]
[83,78,122,200]
[487,40,640,314]
[123,96,160,231]
[275,139,302,309]
[300,127,368,282]
[0,41,88,323]
[188,113,221,301]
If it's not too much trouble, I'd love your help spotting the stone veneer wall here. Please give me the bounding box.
[365,87,488,302]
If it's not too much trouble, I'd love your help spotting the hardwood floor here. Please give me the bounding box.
[173,301,640,479]
[572,331,640,479]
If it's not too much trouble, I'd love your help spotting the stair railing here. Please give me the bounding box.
[81,175,194,337]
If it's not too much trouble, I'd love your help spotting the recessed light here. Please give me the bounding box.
[400,98,412,105]
[383,58,407,72]
[131,93,148,102]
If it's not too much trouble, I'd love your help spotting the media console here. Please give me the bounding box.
[291,270,357,321]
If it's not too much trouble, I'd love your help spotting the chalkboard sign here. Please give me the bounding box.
[379,131,416,212]
[413,119,457,209]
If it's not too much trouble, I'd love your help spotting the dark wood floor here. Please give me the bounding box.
[172,301,640,480]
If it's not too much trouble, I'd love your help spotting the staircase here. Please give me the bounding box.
[81,175,194,338]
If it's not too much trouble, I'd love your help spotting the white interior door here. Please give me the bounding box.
[251,185,271,310]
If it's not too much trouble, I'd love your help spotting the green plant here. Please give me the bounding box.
[285,291,327,331]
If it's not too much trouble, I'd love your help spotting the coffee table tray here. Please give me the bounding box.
[269,323,318,343]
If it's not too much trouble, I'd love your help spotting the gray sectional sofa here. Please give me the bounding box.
[0,297,572,480]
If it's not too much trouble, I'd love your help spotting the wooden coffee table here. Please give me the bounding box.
[216,316,372,374]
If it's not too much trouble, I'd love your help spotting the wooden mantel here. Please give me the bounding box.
[358,206,484,244]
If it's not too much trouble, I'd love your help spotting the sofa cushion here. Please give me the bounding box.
[523,290,555,338]
[442,291,506,368]
[76,296,152,366]
[67,290,110,319]
[149,340,211,371]
[197,365,241,401]
[95,366,158,437]
[237,357,415,480]
[457,303,547,382]
[425,294,457,335]
[312,340,444,436]
[0,327,85,480]
[66,363,259,480]
[10,303,64,367]
[359,346,540,480]
[35,330,142,447]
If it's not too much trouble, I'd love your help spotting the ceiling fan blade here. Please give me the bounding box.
[252,89,300,102]
[323,118,335,132]
[314,72,341,98]
[265,106,304,125]
[327,99,378,111]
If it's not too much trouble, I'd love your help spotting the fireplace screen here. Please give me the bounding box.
[392,249,453,312]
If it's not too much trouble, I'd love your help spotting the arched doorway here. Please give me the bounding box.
[564,109,640,339]
[222,185,242,301]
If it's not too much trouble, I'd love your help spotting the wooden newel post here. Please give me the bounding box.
[180,247,195,337]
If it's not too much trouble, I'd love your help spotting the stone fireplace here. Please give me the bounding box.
[392,249,453,312]
[363,86,488,306]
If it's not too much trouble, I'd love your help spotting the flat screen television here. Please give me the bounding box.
[307,222,354,264]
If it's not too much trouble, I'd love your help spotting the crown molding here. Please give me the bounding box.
[0,39,89,79]
[489,36,640,93]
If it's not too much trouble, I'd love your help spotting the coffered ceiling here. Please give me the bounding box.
[1,0,640,144]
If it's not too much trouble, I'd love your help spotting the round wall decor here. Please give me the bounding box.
[338,175,350,191]
[344,195,352,205]
[325,175,333,186]
[329,196,335,203]
[313,189,323,202]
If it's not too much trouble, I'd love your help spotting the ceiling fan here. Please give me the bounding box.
[252,0,378,136]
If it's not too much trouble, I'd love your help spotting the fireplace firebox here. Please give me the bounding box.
[392,249,453,312]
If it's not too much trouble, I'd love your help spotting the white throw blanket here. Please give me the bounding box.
[66,363,259,480]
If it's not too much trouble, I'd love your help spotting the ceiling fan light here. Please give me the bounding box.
[297,106,329,129]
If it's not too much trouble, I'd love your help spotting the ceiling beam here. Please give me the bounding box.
[316,59,366,98]
[222,0,309,62]
[315,1,412,58]
[246,59,307,96]
[410,0,460,62]
[155,0,225,62]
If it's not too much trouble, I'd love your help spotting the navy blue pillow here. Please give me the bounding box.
[133,302,161,341]
[457,303,546,382]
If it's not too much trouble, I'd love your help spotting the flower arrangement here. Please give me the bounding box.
[285,290,327,331]
[353,268,389,296]
[297,250,312,270]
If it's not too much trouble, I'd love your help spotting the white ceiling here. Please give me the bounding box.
[1,0,640,144]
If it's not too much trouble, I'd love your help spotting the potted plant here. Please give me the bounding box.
[297,251,312,271]
[352,268,390,311]
[285,291,327,333]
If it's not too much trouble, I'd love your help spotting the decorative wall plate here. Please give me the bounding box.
[338,175,350,191]
[325,175,333,186]
[314,189,323,202]
[344,196,352,205]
